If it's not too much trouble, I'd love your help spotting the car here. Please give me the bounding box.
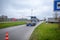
[26,22,36,26]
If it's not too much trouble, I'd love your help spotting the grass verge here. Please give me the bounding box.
[0,21,26,29]
[29,22,60,40]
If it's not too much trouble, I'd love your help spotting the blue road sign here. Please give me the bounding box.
[54,0,60,11]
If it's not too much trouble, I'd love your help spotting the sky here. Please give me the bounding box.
[0,0,54,19]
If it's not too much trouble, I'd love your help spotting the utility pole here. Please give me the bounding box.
[31,9,33,16]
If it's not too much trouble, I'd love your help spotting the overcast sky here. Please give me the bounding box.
[0,0,54,19]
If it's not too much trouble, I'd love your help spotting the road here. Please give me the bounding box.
[0,22,43,40]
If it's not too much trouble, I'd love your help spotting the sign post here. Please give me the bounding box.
[54,0,60,19]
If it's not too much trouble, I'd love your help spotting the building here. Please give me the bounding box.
[0,15,8,22]
[47,17,60,23]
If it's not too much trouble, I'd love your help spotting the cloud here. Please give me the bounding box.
[0,0,54,19]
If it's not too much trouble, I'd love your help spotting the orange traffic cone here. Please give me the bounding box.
[5,32,9,40]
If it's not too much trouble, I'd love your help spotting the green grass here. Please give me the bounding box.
[30,22,60,40]
[0,21,26,29]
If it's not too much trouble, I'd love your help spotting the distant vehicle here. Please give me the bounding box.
[26,22,36,26]
[26,16,38,26]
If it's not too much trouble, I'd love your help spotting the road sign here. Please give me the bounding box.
[54,0,60,11]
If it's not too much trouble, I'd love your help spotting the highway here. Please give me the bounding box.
[0,22,43,40]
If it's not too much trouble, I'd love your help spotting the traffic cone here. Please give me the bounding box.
[5,32,9,40]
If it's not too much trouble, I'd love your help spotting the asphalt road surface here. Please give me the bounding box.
[0,22,43,40]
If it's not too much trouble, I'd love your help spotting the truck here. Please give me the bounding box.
[26,16,39,26]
